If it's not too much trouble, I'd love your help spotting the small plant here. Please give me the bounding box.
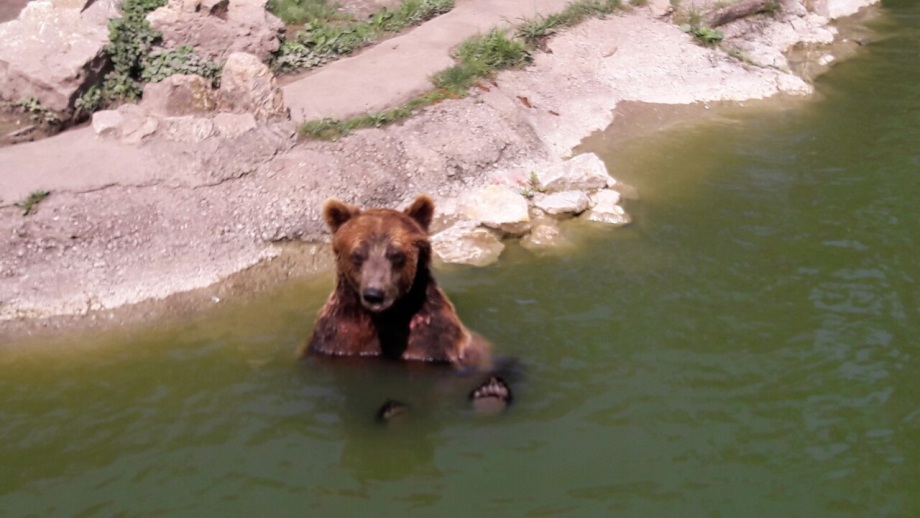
[431,64,483,94]
[77,0,219,112]
[377,0,452,30]
[432,29,530,93]
[15,190,50,216]
[141,45,222,86]
[557,0,622,24]
[760,0,781,15]
[301,0,626,138]
[103,0,168,101]
[516,0,621,48]
[300,117,345,140]
[520,171,544,198]
[515,14,559,46]
[267,0,342,25]
[75,86,104,115]
[13,97,61,127]
[686,25,724,46]
[299,89,454,140]
[271,0,454,73]
[456,29,531,71]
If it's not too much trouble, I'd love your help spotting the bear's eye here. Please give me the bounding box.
[388,251,406,268]
[350,252,365,268]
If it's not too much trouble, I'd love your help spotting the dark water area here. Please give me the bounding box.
[2,1,919,516]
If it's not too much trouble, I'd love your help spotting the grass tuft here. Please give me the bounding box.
[15,190,51,216]
[267,0,342,25]
[298,89,456,140]
[271,0,454,73]
[431,29,530,94]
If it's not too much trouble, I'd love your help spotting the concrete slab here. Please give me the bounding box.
[281,0,573,122]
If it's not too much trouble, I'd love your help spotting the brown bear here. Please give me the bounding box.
[301,195,494,372]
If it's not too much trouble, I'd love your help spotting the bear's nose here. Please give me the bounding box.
[362,288,385,305]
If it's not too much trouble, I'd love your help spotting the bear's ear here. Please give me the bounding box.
[323,198,360,233]
[405,195,435,232]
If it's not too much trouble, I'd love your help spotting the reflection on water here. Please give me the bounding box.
[2,2,920,516]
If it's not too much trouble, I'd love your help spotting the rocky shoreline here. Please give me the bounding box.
[0,0,880,341]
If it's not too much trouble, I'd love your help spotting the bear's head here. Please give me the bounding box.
[323,195,436,312]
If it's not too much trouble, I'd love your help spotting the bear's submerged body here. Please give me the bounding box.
[307,268,490,368]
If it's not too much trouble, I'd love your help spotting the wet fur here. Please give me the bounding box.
[303,196,492,371]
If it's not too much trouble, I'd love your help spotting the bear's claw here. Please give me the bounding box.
[469,376,512,415]
[376,399,409,423]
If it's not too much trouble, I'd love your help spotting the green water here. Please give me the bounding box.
[2,2,919,516]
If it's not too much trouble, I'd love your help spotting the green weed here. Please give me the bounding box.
[456,29,531,70]
[760,0,781,15]
[431,64,483,94]
[299,89,454,140]
[300,0,625,139]
[75,86,104,115]
[688,25,723,46]
[432,29,530,93]
[520,171,544,198]
[271,0,454,73]
[515,14,560,46]
[77,0,220,112]
[267,0,342,25]
[13,97,61,127]
[141,45,222,86]
[516,0,621,46]
[103,0,168,101]
[15,190,50,216]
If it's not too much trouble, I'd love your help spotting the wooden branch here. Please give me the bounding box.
[708,0,776,28]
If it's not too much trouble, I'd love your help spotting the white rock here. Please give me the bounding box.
[813,0,878,20]
[534,190,590,215]
[733,41,789,70]
[213,112,257,138]
[0,0,119,112]
[589,188,621,207]
[147,0,284,63]
[459,185,530,235]
[162,116,216,142]
[586,205,631,226]
[586,189,631,226]
[91,110,124,137]
[52,0,94,8]
[536,153,612,193]
[431,221,504,267]
[521,220,569,250]
[120,117,159,145]
[140,74,217,116]
[217,52,287,121]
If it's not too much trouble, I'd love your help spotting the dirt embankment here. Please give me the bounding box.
[0,0,881,341]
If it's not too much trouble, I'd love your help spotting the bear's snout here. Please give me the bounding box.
[362,288,386,306]
[354,245,403,312]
